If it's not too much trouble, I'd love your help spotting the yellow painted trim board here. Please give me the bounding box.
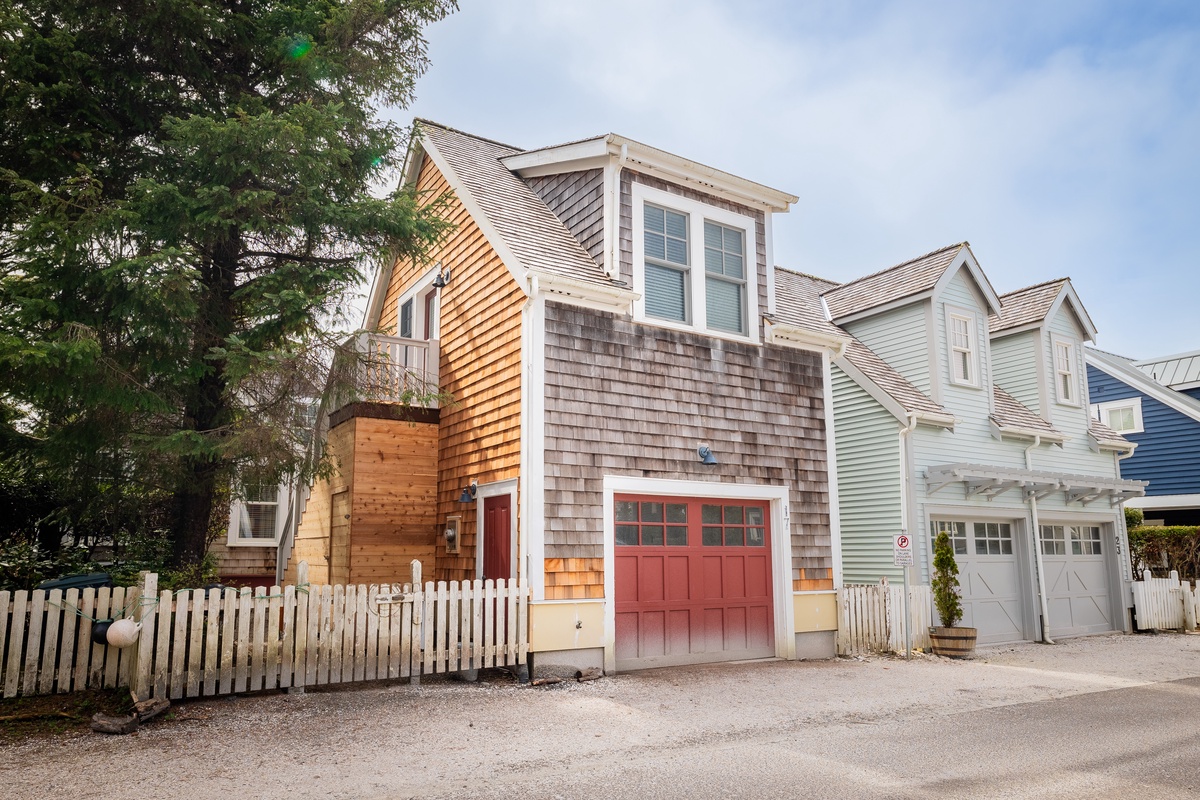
[793,591,838,633]
[529,601,605,651]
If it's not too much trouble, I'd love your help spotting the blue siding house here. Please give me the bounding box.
[1086,348,1200,525]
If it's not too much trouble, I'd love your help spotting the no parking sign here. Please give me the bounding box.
[893,534,914,567]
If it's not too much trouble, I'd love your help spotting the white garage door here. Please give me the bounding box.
[1040,525,1114,638]
[932,520,1025,644]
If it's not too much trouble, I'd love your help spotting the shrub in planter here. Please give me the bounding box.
[929,531,976,657]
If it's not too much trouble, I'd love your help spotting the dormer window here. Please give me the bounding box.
[946,309,978,387]
[1054,338,1079,405]
[633,182,758,341]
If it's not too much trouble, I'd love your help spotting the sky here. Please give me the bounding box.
[389,0,1200,359]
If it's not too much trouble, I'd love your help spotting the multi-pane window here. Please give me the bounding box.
[238,484,279,540]
[1071,526,1102,555]
[702,504,766,547]
[949,314,975,385]
[643,204,691,323]
[1055,339,1078,404]
[973,522,1013,555]
[1040,525,1067,555]
[703,221,746,335]
[1091,398,1143,434]
[1040,525,1102,555]
[616,498,765,548]
[616,499,689,546]
[931,520,968,555]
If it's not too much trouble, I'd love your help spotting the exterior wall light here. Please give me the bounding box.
[698,445,718,465]
[458,481,478,503]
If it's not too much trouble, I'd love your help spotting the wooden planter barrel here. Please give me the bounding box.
[929,626,977,658]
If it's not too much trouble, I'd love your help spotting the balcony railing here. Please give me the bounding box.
[349,333,440,408]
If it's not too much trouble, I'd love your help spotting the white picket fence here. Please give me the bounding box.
[837,581,933,656]
[0,565,529,699]
[1131,570,1199,632]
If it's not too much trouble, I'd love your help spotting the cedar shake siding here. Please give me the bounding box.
[527,169,605,266]
[542,303,833,598]
[619,171,769,317]
[376,154,525,583]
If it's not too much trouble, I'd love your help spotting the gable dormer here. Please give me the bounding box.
[503,135,796,343]
[820,243,1001,409]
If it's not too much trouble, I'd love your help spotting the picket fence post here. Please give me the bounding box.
[126,572,157,699]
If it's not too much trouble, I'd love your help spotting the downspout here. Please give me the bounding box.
[898,414,917,576]
[606,143,629,281]
[1025,435,1054,644]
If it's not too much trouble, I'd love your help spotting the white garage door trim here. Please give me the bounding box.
[602,476,794,672]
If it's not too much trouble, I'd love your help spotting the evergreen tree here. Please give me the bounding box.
[0,0,456,566]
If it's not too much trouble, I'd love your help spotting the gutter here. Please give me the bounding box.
[764,320,849,357]
[1024,435,1054,644]
[528,270,638,312]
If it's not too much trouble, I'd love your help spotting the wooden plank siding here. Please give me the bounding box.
[286,421,356,585]
[526,170,605,265]
[542,303,834,596]
[380,155,525,583]
[207,538,276,587]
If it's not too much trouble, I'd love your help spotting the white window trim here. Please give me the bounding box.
[631,182,760,344]
[396,263,443,341]
[1091,397,1144,434]
[226,482,290,547]
[1053,336,1081,407]
[944,305,980,388]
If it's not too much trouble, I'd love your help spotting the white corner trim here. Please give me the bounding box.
[823,354,844,590]
[521,293,548,600]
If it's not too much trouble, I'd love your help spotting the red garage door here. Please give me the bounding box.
[614,495,775,670]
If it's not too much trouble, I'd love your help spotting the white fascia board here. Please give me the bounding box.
[989,320,1043,340]
[765,320,849,356]
[420,134,532,299]
[930,250,1002,316]
[612,137,797,212]
[990,419,1068,444]
[822,353,844,590]
[500,137,610,174]
[1045,287,1098,344]
[1086,351,1200,423]
[832,354,914,425]
[531,272,638,314]
[830,291,933,326]
[1126,493,1200,510]
[1089,431,1136,455]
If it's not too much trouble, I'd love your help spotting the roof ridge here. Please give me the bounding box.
[413,118,524,153]
[997,277,1069,300]
[1085,345,1139,361]
[822,242,966,296]
[775,266,841,286]
[1133,346,1200,365]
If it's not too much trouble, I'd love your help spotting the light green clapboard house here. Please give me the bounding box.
[774,243,1147,644]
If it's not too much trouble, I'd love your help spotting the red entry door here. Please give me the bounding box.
[615,495,774,670]
[483,494,512,581]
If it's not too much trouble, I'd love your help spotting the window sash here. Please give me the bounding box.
[949,314,974,384]
[1055,341,1076,403]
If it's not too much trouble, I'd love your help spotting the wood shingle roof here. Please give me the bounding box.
[990,278,1068,333]
[820,242,966,320]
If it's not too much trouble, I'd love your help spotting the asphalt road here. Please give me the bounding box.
[6,633,1200,800]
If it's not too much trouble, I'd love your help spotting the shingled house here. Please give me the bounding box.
[282,122,848,673]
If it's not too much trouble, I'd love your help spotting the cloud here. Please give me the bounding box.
[401,0,1200,355]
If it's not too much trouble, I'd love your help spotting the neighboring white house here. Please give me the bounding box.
[775,244,1146,644]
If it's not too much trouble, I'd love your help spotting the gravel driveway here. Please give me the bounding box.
[5,633,1200,799]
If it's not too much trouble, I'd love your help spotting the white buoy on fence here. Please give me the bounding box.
[106,617,142,648]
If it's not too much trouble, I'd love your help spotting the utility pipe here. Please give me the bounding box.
[1024,435,1054,644]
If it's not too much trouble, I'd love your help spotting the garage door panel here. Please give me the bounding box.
[615,611,639,661]
[667,610,691,655]
[639,556,665,602]
[746,556,769,599]
[666,556,691,601]
[723,558,747,599]
[640,611,666,658]
[965,598,1024,644]
[1042,525,1114,639]
[748,605,771,649]
[615,555,639,602]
